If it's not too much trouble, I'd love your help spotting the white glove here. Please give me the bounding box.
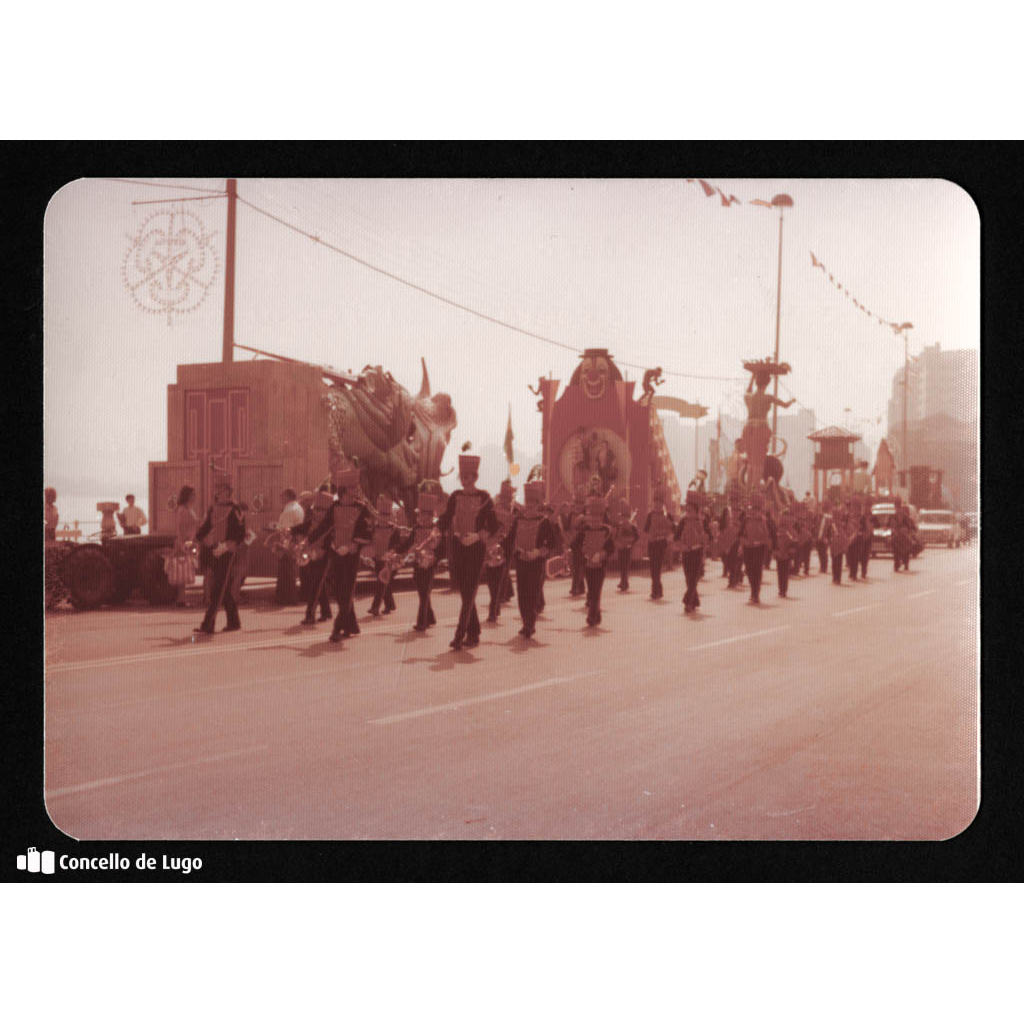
[213,543,229,557]
[460,532,479,545]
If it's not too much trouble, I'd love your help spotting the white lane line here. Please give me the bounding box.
[369,670,604,726]
[47,618,461,675]
[907,590,937,600]
[833,604,882,619]
[686,626,789,652]
[46,744,268,799]
[54,662,383,713]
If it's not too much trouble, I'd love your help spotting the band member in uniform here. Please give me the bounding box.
[825,504,850,585]
[737,490,775,605]
[643,484,676,599]
[774,505,799,598]
[570,495,615,627]
[509,479,558,638]
[792,500,813,577]
[484,480,516,623]
[437,451,498,650]
[368,495,402,616]
[722,486,746,589]
[567,486,587,597]
[295,487,335,625]
[892,497,917,572]
[194,471,246,634]
[307,466,373,642]
[675,489,712,613]
[395,490,442,631]
[613,498,640,592]
[853,498,874,579]
[845,498,863,582]
[815,500,832,575]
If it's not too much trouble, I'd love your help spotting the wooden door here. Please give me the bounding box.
[149,461,202,536]
[235,461,284,577]
[185,386,251,508]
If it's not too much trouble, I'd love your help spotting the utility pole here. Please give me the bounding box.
[770,194,793,445]
[222,177,237,362]
[901,329,908,490]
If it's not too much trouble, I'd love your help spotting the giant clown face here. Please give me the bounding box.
[579,352,611,400]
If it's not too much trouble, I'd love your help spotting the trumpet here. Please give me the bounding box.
[294,539,312,567]
[410,528,442,569]
[485,541,506,567]
[377,550,404,585]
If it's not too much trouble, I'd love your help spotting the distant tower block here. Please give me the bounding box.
[96,502,120,538]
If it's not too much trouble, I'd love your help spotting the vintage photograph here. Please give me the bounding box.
[43,177,979,841]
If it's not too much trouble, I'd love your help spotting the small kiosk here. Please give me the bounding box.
[808,425,861,503]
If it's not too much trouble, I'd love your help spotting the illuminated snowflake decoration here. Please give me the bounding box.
[122,208,219,325]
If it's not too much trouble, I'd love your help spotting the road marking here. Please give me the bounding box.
[47,618,462,675]
[907,590,937,600]
[833,604,881,618]
[61,662,382,713]
[686,626,789,652]
[369,670,604,726]
[46,744,268,799]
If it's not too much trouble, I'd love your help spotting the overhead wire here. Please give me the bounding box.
[235,188,746,384]
[103,177,225,194]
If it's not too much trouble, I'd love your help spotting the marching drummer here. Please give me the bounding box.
[436,449,498,651]
[674,488,713,613]
[643,483,675,600]
[395,489,442,632]
[307,466,374,642]
[368,495,402,617]
[569,495,616,628]
[294,486,335,625]
[508,479,559,638]
[613,497,640,592]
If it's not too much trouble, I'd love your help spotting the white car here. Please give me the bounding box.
[917,509,956,547]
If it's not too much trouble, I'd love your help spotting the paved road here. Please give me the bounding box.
[44,546,978,840]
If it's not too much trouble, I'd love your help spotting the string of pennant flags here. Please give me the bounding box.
[682,179,914,340]
[808,251,913,337]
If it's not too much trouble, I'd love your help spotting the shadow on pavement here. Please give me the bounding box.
[401,650,480,672]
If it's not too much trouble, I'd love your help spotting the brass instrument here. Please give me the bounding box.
[545,554,569,579]
[183,540,199,559]
[377,550,404,585]
[411,528,442,569]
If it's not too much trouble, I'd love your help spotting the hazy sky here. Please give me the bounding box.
[44,177,979,500]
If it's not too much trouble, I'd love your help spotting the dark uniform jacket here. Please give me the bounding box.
[307,499,373,552]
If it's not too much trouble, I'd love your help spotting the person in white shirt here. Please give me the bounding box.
[118,494,148,535]
[274,488,303,604]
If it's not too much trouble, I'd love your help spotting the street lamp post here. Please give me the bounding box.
[770,193,794,447]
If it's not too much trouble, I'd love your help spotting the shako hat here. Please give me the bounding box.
[499,479,515,498]
[685,488,702,508]
[332,466,360,490]
[459,452,480,474]
[524,480,545,503]
[416,491,439,513]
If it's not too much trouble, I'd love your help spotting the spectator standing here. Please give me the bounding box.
[118,494,148,535]
[173,485,199,606]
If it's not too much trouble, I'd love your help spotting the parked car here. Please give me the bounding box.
[917,508,956,547]
[871,503,896,557]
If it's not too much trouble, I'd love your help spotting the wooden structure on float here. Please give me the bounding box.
[536,349,684,551]
[148,360,333,576]
[808,425,861,501]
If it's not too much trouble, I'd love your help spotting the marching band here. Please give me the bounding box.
[185,458,923,651]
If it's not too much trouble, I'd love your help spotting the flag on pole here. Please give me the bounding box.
[504,405,514,464]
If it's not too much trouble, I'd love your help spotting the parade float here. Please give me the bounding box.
[535,348,686,555]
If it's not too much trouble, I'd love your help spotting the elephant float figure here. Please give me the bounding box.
[323,358,457,522]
